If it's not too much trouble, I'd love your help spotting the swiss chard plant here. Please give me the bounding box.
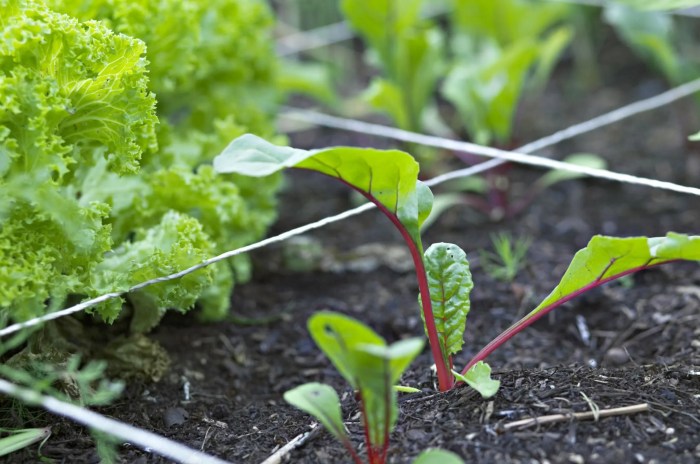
[214,134,501,392]
[284,312,464,464]
[215,134,700,394]
[284,312,422,464]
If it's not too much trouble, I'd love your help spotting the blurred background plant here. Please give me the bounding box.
[479,233,532,283]
[275,0,698,216]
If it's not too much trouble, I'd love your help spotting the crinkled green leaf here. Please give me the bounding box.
[50,0,277,143]
[452,362,500,398]
[307,312,423,449]
[0,0,158,176]
[420,243,473,364]
[283,383,348,443]
[2,0,280,338]
[413,448,465,464]
[92,211,213,328]
[0,0,156,322]
[466,233,700,372]
[214,134,433,247]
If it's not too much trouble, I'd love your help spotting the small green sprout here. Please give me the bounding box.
[479,233,531,283]
[0,427,51,458]
[284,311,425,464]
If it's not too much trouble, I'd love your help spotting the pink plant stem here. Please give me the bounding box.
[342,440,364,464]
[374,206,454,391]
[358,396,375,464]
[298,170,453,391]
[459,261,669,377]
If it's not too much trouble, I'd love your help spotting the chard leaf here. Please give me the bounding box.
[464,233,700,372]
[604,4,679,82]
[442,41,540,145]
[420,243,473,364]
[283,383,348,443]
[307,312,423,449]
[214,134,432,247]
[452,362,500,399]
[214,136,456,389]
[307,311,385,389]
[413,448,465,464]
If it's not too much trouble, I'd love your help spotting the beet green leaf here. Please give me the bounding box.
[283,383,347,443]
[420,243,473,367]
[413,448,465,464]
[308,312,424,451]
[214,134,432,247]
[463,233,700,373]
[452,362,500,399]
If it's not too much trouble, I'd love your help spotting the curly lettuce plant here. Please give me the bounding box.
[215,135,700,393]
[47,0,282,321]
[1,0,281,379]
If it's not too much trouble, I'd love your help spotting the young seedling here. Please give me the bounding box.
[214,134,498,392]
[462,232,700,374]
[284,311,463,464]
[215,135,700,392]
[0,427,51,458]
[479,232,531,283]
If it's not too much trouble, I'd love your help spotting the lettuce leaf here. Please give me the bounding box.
[0,0,156,321]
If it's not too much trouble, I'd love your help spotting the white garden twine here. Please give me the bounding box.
[0,379,231,464]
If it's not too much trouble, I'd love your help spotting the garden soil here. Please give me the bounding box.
[3,48,700,463]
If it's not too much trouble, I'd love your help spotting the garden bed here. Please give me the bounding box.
[8,95,700,463]
[4,20,700,464]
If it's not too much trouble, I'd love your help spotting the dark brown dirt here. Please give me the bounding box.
[3,27,700,464]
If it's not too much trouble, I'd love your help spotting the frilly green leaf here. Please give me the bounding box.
[91,211,213,328]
